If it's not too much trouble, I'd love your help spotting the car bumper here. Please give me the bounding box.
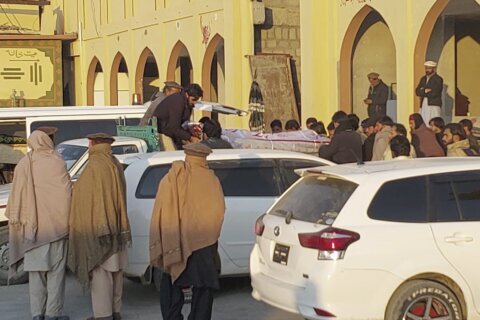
[250,243,401,320]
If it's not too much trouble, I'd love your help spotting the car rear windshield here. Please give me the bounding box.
[268,175,357,225]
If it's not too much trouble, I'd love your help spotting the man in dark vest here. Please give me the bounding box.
[364,72,389,119]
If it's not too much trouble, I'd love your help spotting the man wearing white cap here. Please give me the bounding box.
[415,61,444,124]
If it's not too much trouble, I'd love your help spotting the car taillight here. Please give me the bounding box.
[298,227,360,260]
[254,214,265,236]
[314,308,336,317]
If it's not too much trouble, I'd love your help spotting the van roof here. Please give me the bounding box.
[0,105,147,119]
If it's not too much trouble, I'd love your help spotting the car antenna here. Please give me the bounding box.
[350,149,364,166]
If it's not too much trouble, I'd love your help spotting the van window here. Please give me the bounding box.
[30,118,140,144]
[0,120,26,139]
[136,164,171,198]
[209,159,280,197]
[368,176,427,223]
[269,175,357,225]
[112,145,138,155]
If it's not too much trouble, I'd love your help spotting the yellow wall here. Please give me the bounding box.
[62,0,253,128]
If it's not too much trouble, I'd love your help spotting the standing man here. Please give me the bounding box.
[153,83,204,150]
[150,143,225,320]
[6,127,72,320]
[364,72,389,119]
[416,61,444,124]
[68,133,131,320]
[139,81,183,126]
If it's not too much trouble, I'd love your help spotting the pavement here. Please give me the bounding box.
[0,275,303,320]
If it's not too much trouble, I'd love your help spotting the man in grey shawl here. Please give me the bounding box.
[5,127,72,320]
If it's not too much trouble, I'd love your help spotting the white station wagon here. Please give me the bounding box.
[251,157,480,320]
[122,149,334,285]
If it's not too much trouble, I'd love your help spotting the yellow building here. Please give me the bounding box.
[2,0,480,129]
[301,0,480,125]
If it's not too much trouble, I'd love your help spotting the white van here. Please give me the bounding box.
[0,105,147,145]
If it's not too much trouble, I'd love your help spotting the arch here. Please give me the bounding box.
[167,41,193,87]
[86,57,103,106]
[339,5,374,112]
[135,47,159,102]
[413,0,450,111]
[202,34,225,102]
[110,52,129,106]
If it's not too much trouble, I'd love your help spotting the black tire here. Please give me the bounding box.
[0,225,28,285]
[385,280,463,320]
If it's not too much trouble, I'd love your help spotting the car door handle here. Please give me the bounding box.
[444,234,474,244]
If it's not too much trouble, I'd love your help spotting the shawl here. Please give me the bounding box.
[5,130,71,278]
[149,155,225,281]
[67,143,131,287]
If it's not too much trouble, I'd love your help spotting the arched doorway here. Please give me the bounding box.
[87,57,105,106]
[414,0,480,120]
[340,6,396,120]
[110,53,129,106]
[167,41,193,88]
[135,48,159,103]
[202,34,225,103]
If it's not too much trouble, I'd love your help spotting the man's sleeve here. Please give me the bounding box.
[319,137,338,161]
[163,99,191,141]
[415,78,426,97]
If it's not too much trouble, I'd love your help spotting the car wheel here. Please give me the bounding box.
[386,280,463,320]
[0,225,28,285]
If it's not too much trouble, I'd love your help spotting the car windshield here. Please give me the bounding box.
[269,175,358,225]
[55,144,88,171]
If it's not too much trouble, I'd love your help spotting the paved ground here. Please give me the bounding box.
[0,275,303,320]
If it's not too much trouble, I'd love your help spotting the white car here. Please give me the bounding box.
[0,136,147,284]
[251,157,480,320]
[122,149,334,284]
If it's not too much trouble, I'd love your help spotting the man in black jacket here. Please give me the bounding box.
[364,72,389,119]
[153,83,203,149]
[416,61,443,124]
[319,113,362,164]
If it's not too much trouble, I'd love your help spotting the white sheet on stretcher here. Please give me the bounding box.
[222,129,330,155]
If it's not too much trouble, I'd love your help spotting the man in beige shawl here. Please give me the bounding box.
[5,127,72,320]
[150,143,225,320]
[67,133,131,320]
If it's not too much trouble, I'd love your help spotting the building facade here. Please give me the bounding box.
[301,0,480,125]
[1,0,480,129]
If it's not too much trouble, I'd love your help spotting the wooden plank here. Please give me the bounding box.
[0,0,50,5]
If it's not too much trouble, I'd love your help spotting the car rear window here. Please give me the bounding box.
[268,175,358,225]
[368,176,428,223]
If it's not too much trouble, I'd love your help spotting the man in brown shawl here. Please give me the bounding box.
[150,143,225,320]
[5,127,72,320]
[67,133,131,320]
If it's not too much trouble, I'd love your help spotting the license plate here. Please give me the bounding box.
[273,243,290,265]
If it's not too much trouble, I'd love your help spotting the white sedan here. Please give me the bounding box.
[122,149,334,285]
